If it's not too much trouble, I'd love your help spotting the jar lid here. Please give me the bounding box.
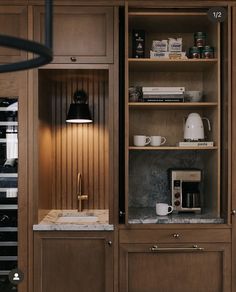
[194,32,207,37]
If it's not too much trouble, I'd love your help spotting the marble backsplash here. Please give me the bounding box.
[129,150,205,208]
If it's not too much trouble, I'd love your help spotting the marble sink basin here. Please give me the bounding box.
[56,211,98,223]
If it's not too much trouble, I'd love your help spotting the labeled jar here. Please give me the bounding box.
[194,32,207,48]
[189,46,201,59]
[202,46,214,59]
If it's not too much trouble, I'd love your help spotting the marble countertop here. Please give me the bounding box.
[33,209,114,231]
[128,207,225,224]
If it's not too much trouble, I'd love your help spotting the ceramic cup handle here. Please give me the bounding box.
[161,137,167,145]
[145,137,151,145]
[167,205,174,214]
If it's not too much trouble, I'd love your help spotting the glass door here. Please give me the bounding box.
[0,97,18,292]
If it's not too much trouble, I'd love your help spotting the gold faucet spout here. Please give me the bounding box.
[77,173,88,212]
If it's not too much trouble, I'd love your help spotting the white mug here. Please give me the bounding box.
[150,136,166,146]
[133,135,151,147]
[156,203,173,216]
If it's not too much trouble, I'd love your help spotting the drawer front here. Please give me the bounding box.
[119,229,231,243]
[119,243,231,292]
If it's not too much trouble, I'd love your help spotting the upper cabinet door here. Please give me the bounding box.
[34,6,114,64]
[0,6,27,63]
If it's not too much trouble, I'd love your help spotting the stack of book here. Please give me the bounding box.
[142,87,185,102]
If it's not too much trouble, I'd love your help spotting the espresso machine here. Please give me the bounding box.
[170,169,202,213]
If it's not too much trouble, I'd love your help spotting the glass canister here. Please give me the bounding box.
[194,32,207,48]
[189,46,201,58]
[202,46,214,59]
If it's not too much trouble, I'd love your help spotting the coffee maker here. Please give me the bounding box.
[169,169,201,213]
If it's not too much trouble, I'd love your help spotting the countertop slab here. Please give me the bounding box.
[128,207,225,224]
[33,209,114,231]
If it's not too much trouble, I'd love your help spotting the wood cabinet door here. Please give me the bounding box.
[34,232,113,292]
[232,6,236,292]
[120,243,231,292]
[34,6,113,64]
[0,6,27,63]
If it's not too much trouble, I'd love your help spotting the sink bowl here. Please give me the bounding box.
[56,212,98,223]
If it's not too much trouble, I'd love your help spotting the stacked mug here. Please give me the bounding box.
[133,135,166,147]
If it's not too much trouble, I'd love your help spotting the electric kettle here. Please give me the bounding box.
[184,113,211,141]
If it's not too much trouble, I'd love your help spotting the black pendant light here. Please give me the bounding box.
[0,0,53,73]
[66,90,92,124]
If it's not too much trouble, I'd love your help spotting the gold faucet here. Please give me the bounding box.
[77,173,88,212]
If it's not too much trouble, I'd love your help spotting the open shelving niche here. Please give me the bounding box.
[125,9,229,224]
[37,67,113,223]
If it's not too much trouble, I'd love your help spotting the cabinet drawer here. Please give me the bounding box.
[119,243,231,292]
[34,6,113,64]
[119,229,231,243]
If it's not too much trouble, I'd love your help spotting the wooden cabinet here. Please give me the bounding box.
[34,6,114,64]
[120,242,231,292]
[34,231,114,292]
[120,4,232,291]
[0,6,28,63]
[119,228,231,292]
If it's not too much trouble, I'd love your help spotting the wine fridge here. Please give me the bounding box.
[0,97,18,292]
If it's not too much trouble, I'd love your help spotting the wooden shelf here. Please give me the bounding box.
[0,173,18,178]
[128,102,218,109]
[128,58,218,72]
[0,121,18,126]
[129,146,218,150]
[128,12,211,33]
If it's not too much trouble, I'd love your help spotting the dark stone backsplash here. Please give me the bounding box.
[129,150,205,208]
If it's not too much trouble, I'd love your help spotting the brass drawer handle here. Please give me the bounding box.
[70,57,77,62]
[150,245,204,252]
[107,240,112,246]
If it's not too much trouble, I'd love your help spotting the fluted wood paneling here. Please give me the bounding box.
[47,69,109,210]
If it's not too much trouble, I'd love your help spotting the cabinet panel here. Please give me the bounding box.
[0,6,27,62]
[34,6,113,63]
[34,232,113,292]
[120,243,231,292]
[232,6,236,292]
[119,228,231,244]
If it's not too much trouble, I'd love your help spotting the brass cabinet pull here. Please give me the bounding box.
[232,210,236,215]
[70,57,77,62]
[107,240,112,246]
[172,233,180,238]
[150,245,204,252]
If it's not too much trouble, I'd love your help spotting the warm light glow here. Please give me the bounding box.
[66,119,93,123]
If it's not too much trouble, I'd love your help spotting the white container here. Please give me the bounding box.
[184,91,203,102]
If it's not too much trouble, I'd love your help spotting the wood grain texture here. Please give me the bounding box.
[0,5,27,62]
[119,228,231,244]
[34,6,114,64]
[120,242,231,292]
[231,6,236,292]
[34,231,114,292]
[38,69,110,210]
